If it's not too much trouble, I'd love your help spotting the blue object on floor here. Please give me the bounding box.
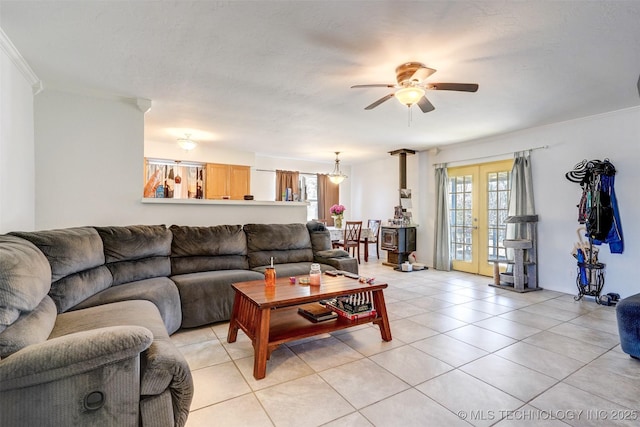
[616,293,640,359]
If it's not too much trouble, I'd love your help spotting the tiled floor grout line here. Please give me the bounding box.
[177,261,636,427]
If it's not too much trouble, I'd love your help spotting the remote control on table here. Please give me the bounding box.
[342,272,360,279]
[324,270,339,276]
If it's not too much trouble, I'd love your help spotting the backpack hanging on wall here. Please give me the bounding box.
[566,158,622,253]
[587,189,613,241]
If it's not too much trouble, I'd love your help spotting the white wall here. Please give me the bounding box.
[350,153,420,225]
[34,90,306,229]
[424,107,640,298]
[0,30,36,232]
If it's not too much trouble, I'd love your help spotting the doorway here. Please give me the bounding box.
[448,159,513,276]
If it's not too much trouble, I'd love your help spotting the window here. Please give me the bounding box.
[300,173,318,221]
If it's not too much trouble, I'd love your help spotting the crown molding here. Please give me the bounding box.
[136,98,152,113]
[36,82,153,113]
[0,27,42,95]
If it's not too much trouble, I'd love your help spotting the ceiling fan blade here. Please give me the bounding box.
[417,96,435,113]
[364,93,394,110]
[410,66,437,82]
[428,83,479,92]
[351,84,396,88]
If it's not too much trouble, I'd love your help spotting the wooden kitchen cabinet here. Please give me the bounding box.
[229,165,251,200]
[205,163,229,199]
[205,163,250,200]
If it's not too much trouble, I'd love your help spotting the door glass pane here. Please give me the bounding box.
[488,174,497,191]
[449,174,473,262]
[498,172,509,190]
[464,193,472,209]
[464,245,472,261]
[464,228,472,244]
[486,170,511,262]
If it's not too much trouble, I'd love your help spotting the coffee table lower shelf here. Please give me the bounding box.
[269,306,381,346]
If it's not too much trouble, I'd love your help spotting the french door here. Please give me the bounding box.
[448,160,513,276]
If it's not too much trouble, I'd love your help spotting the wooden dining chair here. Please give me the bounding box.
[332,221,363,263]
[361,219,381,260]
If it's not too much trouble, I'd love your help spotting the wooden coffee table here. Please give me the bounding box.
[227,274,392,379]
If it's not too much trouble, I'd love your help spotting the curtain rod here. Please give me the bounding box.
[433,145,548,168]
[255,168,324,176]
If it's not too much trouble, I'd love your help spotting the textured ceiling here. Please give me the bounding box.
[2,1,640,165]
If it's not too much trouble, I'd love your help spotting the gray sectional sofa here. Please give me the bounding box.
[0,221,356,426]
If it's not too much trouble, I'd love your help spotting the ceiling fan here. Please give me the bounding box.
[351,62,479,113]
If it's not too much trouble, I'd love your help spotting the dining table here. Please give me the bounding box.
[327,225,374,262]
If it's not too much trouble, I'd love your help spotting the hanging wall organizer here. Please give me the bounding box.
[565,158,622,303]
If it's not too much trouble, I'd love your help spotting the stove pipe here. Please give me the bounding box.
[389,148,415,190]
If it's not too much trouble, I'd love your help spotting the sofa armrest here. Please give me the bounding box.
[0,325,152,391]
[315,256,359,274]
[0,326,153,426]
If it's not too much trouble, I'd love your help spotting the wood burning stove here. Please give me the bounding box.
[382,148,418,267]
[381,226,416,266]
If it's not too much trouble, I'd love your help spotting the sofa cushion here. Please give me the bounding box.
[171,270,263,327]
[11,227,104,282]
[9,228,112,312]
[71,277,182,335]
[95,225,172,286]
[244,223,314,268]
[310,230,333,252]
[109,256,171,286]
[48,265,113,313]
[95,225,172,262]
[50,299,168,344]
[169,225,249,274]
[0,296,57,358]
[0,235,52,333]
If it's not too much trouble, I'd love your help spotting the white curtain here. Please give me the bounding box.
[433,165,451,271]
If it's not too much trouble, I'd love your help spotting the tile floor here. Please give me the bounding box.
[172,260,640,427]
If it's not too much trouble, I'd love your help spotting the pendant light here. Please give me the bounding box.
[328,152,348,184]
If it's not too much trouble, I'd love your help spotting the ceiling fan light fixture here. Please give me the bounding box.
[177,134,197,151]
[395,86,425,106]
[328,152,348,184]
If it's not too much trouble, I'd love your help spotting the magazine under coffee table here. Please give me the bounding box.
[227,274,392,379]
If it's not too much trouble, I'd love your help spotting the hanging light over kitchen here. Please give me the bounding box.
[328,152,348,184]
